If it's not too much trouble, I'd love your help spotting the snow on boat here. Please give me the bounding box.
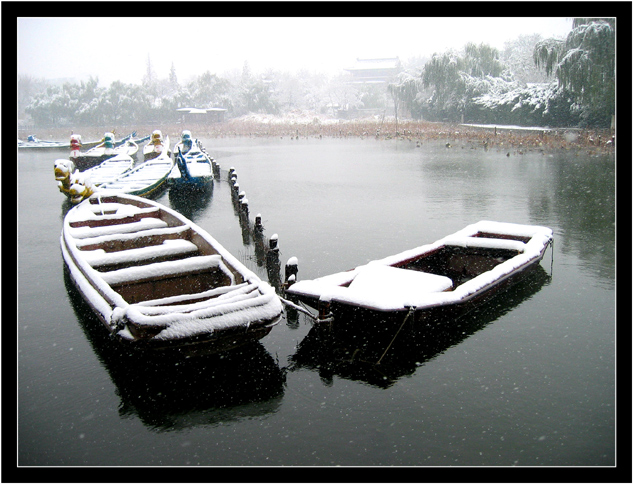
[98,136,174,198]
[170,130,214,187]
[72,133,138,170]
[61,192,283,354]
[286,221,553,322]
[81,153,135,186]
[55,154,134,204]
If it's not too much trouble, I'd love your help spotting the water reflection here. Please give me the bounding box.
[547,153,615,285]
[63,268,285,432]
[167,181,214,222]
[288,265,551,389]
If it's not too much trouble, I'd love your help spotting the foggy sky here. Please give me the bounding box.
[17,17,572,86]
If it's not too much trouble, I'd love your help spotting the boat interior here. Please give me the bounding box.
[398,244,520,289]
[69,195,244,304]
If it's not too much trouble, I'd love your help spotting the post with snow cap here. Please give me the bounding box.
[255,213,263,231]
[265,234,281,291]
[269,233,279,253]
[284,256,298,288]
[240,198,249,215]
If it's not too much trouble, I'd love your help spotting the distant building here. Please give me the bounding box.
[343,57,402,84]
[177,107,227,124]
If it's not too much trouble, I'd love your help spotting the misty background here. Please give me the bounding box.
[17,16,616,130]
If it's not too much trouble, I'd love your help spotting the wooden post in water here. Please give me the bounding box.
[269,233,279,252]
[284,256,298,288]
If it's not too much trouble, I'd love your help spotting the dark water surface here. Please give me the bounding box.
[17,137,616,469]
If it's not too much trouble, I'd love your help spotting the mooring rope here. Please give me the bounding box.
[376,305,417,365]
[278,295,334,323]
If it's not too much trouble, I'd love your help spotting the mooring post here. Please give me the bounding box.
[285,256,298,288]
[255,213,263,231]
[269,233,279,252]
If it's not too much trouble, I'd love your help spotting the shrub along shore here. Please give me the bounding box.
[21,117,615,156]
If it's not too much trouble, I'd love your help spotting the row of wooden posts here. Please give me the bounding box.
[225,166,299,293]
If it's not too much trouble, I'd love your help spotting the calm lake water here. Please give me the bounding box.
[17,136,616,471]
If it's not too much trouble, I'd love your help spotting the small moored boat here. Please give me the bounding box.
[286,221,553,322]
[170,130,214,187]
[72,133,138,170]
[61,192,283,354]
[98,136,174,198]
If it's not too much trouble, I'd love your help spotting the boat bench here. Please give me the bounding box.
[101,254,233,304]
[75,225,193,252]
[84,239,199,270]
[68,217,170,239]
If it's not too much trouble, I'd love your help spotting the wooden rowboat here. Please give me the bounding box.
[61,192,283,354]
[98,137,173,198]
[286,221,553,323]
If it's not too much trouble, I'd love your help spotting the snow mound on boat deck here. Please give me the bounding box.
[346,264,453,308]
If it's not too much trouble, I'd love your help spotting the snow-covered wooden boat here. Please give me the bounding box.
[72,135,138,170]
[55,154,134,203]
[98,137,173,198]
[61,192,283,354]
[80,153,135,186]
[286,221,553,322]
[170,131,214,187]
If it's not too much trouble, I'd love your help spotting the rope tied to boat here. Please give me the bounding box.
[278,295,333,323]
[376,305,416,365]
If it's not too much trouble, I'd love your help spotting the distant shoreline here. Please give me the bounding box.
[19,117,615,156]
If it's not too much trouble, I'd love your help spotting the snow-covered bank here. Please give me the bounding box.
[24,114,614,155]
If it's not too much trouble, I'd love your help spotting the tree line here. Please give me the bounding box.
[19,18,615,129]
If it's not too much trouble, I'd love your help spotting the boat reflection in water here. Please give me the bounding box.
[167,179,214,223]
[288,265,551,389]
[63,268,286,432]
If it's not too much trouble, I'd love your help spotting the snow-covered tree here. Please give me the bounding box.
[534,18,615,127]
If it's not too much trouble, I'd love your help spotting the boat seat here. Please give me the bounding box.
[82,239,199,268]
[68,217,169,239]
[75,225,192,251]
[347,264,453,307]
[100,254,229,287]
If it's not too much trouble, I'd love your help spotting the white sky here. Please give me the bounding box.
[17,17,572,86]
